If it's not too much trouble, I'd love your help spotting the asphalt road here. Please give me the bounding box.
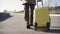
[0,13,60,34]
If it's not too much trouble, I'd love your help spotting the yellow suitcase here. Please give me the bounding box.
[34,7,50,31]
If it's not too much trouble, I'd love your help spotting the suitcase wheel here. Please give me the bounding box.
[47,22,50,30]
[35,22,37,31]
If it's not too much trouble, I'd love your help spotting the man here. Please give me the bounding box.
[21,0,36,29]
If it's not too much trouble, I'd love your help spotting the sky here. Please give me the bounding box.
[0,0,60,12]
[0,0,24,12]
[48,0,60,7]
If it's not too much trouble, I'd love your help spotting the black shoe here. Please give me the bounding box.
[26,25,31,29]
[26,21,31,29]
[30,23,33,26]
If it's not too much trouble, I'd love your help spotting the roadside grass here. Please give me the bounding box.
[12,7,60,14]
[50,11,60,14]
[35,7,60,14]
[13,11,24,14]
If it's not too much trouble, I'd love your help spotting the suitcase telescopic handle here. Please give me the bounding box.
[37,0,43,8]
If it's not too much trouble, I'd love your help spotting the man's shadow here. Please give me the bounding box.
[0,13,12,22]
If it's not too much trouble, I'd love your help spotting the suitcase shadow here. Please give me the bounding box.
[30,27,60,33]
[40,29,60,33]
[37,29,60,33]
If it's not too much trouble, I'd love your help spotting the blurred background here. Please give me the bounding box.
[0,0,60,14]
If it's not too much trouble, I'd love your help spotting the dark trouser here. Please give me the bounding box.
[24,3,35,25]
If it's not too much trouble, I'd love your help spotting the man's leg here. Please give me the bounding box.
[30,4,35,26]
[24,4,29,21]
[24,4,30,28]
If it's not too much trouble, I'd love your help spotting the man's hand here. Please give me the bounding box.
[21,0,22,1]
[37,0,42,2]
